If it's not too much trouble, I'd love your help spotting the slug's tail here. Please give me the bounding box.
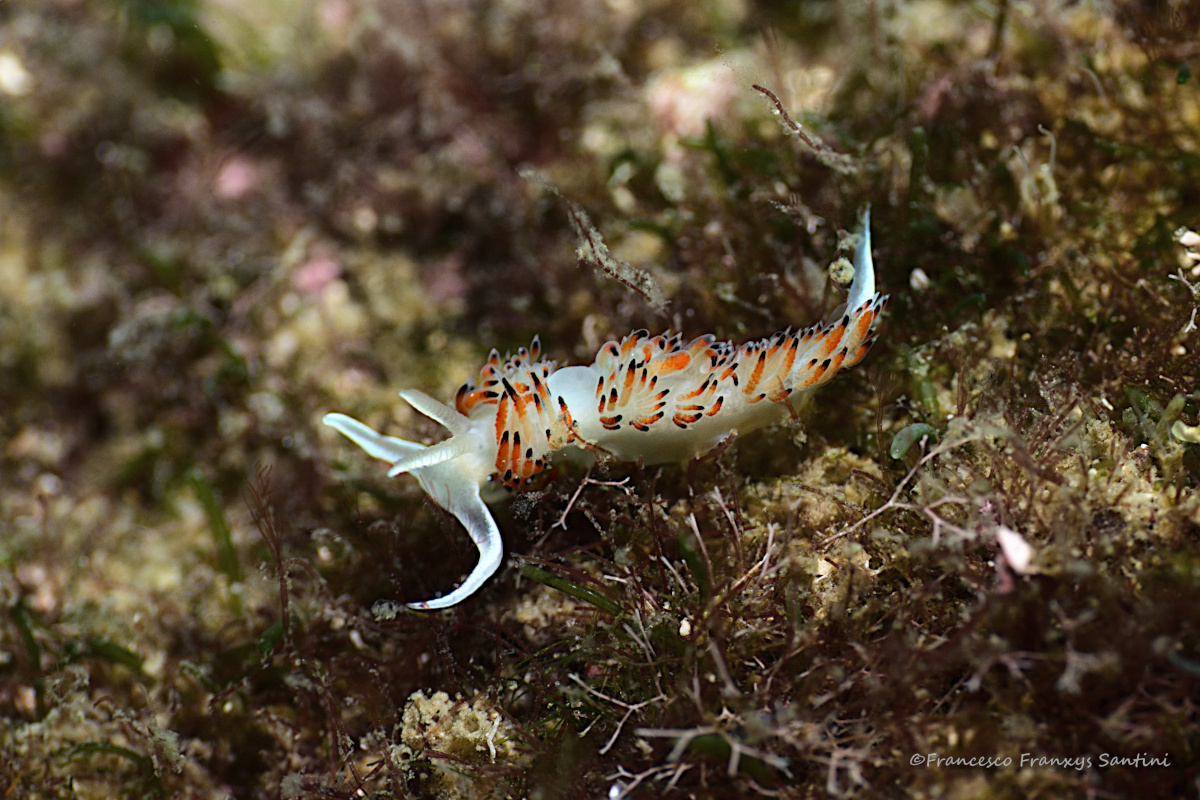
[845,204,876,315]
[837,205,888,371]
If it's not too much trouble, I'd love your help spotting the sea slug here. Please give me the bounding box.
[325,208,887,609]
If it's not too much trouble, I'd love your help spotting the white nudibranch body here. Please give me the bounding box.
[324,207,887,610]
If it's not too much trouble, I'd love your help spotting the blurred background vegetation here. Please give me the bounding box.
[1,0,1198,797]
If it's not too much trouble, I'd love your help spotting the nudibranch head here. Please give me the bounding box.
[323,402,503,610]
[324,206,886,610]
[452,336,564,490]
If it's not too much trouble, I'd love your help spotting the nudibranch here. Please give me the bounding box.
[325,207,887,610]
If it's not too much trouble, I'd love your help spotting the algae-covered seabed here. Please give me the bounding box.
[2,1,1199,797]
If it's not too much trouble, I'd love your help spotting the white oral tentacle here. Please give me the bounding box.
[322,413,426,463]
[384,437,471,478]
[397,389,474,437]
[323,407,504,611]
[402,475,502,610]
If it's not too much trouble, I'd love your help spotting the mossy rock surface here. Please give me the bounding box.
[1,1,1198,798]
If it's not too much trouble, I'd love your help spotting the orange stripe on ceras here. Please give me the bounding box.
[814,324,847,360]
[502,378,527,418]
[557,395,579,444]
[799,357,831,389]
[631,410,663,431]
[658,352,692,374]
[619,331,646,358]
[850,308,876,342]
[509,430,523,479]
[493,393,510,442]
[843,337,876,368]
[752,342,784,390]
[456,384,496,415]
[497,414,519,483]
[824,348,848,378]
[515,430,534,478]
[529,373,548,412]
[780,336,799,376]
[495,423,511,475]
[677,376,712,401]
[596,378,615,413]
[618,362,637,405]
[752,342,793,397]
[743,348,768,395]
